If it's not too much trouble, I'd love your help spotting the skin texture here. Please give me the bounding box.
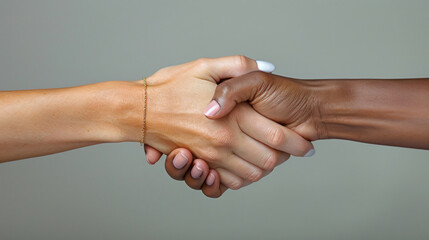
[0,81,132,162]
[151,72,429,198]
[142,57,315,190]
[208,73,429,147]
[207,72,322,140]
[0,56,314,195]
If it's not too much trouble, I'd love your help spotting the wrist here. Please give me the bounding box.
[306,79,351,140]
[84,81,144,143]
[311,79,372,141]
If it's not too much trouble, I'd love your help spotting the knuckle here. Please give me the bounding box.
[246,168,263,182]
[266,127,286,148]
[218,81,233,98]
[262,152,279,171]
[229,179,243,190]
[249,71,268,82]
[195,58,210,70]
[203,148,220,163]
[235,55,251,72]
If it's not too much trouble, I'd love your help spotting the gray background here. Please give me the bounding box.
[1,0,429,239]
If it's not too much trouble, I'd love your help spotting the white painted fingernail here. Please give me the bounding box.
[256,60,275,73]
[304,149,315,157]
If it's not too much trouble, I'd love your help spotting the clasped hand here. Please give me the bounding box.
[142,56,317,198]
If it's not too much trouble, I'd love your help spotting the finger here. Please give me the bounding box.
[144,144,163,165]
[276,156,289,167]
[236,104,315,157]
[164,148,193,181]
[233,132,290,171]
[184,159,210,190]
[216,167,250,190]
[195,55,275,82]
[202,170,227,198]
[223,153,268,183]
[204,71,269,119]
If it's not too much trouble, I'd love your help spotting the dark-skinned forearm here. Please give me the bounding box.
[312,78,429,149]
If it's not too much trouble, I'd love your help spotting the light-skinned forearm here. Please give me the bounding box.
[0,81,143,163]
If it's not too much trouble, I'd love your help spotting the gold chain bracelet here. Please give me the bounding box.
[140,77,147,146]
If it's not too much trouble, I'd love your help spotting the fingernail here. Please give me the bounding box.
[304,148,315,157]
[203,100,220,117]
[206,172,215,186]
[256,60,275,73]
[172,152,188,169]
[191,165,203,179]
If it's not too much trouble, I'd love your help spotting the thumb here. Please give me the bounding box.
[204,71,268,119]
[196,55,275,82]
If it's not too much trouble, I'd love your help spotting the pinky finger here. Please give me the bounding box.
[144,144,163,165]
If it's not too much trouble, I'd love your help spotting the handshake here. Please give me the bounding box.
[2,55,426,198]
[139,55,324,198]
